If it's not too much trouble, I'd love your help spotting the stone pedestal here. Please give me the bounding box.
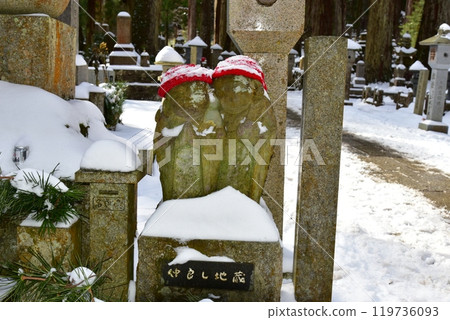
[419,68,449,134]
[17,217,81,270]
[137,237,282,301]
[414,69,429,115]
[75,170,144,301]
[293,37,347,302]
[354,60,366,86]
[227,0,305,234]
[0,15,76,99]
[0,218,19,266]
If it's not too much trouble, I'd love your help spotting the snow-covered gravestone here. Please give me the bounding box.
[136,187,282,301]
[109,12,139,66]
[410,61,430,115]
[418,23,450,134]
[75,140,144,301]
[227,0,305,233]
[154,46,184,74]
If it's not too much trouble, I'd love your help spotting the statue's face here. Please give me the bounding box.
[213,75,254,115]
[167,81,209,119]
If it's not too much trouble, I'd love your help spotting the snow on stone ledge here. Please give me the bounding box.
[117,11,131,17]
[347,39,362,50]
[168,247,235,265]
[20,214,79,229]
[142,186,280,242]
[11,168,68,196]
[76,54,87,67]
[80,140,141,172]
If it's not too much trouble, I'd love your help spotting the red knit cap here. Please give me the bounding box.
[212,55,267,90]
[158,64,213,98]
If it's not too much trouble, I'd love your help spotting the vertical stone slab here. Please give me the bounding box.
[227,0,305,233]
[0,15,76,99]
[57,0,79,52]
[414,69,429,115]
[75,170,143,301]
[117,12,132,44]
[293,37,347,302]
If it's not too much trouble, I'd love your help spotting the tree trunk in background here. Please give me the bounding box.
[200,0,214,63]
[365,0,397,83]
[416,0,450,67]
[214,0,227,48]
[86,0,97,50]
[132,0,162,56]
[296,0,346,53]
[393,0,406,40]
[188,0,197,39]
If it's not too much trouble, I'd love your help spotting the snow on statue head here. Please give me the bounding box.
[212,55,277,202]
[154,64,223,200]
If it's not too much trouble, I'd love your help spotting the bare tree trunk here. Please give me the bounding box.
[200,0,214,63]
[132,0,162,56]
[188,0,197,39]
[416,0,450,66]
[214,0,227,48]
[365,0,398,83]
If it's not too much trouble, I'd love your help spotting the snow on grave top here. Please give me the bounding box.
[409,60,428,71]
[142,186,280,242]
[80,140,141,172]
[155,46,184,64]
[403,32,412,39]
[347,39,362,50]
[210,43,223,50]
[289,48,299,55]
[188,36,208,47]
[117,11,131,17]
[76,54,87,67]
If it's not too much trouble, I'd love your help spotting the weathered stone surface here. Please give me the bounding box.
[116,12,131,44]
[89,91,105,114]
[155,81,223,200]
[136,236,282,301]
[227,0,305,234]
[213,75,276,203]
[126,83,160,101]
[0,0,70,18]
[293,36,347,302]
[17,219,81,270]
[0,15,76,99]
[113,67,162,83]
[227,0,305,54]
[0,218,19,267]
[75,170,143,301]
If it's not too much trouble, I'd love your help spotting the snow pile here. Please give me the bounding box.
[75,82,105,100]
[10,168,68,196]
[80,140,141,172]
[409,60,428,71]
[0,81,119,179]
[142,186,280,242]
[155,46,184,64]
[168,247,234,265]
[162,124,184,137]
[68,267,97,287]
[76,54,87,67]
[347,39,362,50]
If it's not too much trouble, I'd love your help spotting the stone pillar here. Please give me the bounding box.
[0,15,76,99]
[116,12,132,44]
[211,43,223,68]
[75,170,144,301]
[414,69,429,115]
[293,37,347,302]
[57,0,79,52]
[227,0,305,234]
[354,60,366,85]
[393,64,406,87]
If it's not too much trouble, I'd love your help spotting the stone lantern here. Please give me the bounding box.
[418,23,450,134]
[154,46,184,75]
[188,35,208,65]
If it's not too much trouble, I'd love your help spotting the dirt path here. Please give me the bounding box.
[342,132,450,211]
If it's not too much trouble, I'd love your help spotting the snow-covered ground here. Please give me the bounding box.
[1,81,449,302]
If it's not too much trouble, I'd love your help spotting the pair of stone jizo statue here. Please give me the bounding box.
[154,56,276,203]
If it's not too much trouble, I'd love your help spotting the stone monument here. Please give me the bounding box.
[0,0,76,99]
[213,55,276,202]
[109,12,139,66]
[418,23,450,134]
[293,37,347,302]
[227,0,305,233]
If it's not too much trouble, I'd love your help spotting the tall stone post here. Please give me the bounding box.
[117,11,132,44]
[293,37,347,302]
[227,0,305,234]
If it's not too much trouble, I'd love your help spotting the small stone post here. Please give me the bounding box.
[75,170,144,301]
[414,69,430,115]
[293,37,347,302]
[211,43,223,68]
[288,49,299,87]
[227,0,305,233]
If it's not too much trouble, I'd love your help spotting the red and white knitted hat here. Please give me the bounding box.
[212,55,267,90]
[158,64,213,98]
